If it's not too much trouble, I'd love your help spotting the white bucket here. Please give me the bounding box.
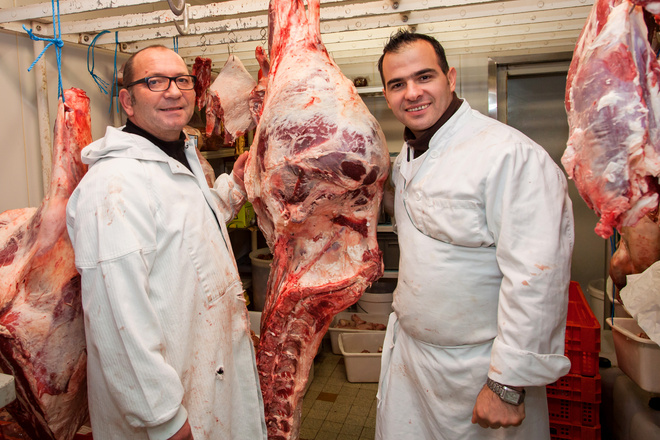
[249,248,272,312]
[587,279,605,327]
[587,278,631,327]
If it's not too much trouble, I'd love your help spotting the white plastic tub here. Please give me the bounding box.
[249,248,272,311]
[328,312,389,354]
[607,317,660,393]
[338,332,385,383]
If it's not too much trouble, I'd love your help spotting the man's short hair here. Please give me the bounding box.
[122,44,171,87]
[377,30,450,86]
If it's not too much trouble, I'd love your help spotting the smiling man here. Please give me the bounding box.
[374,30,575,439]
[66,46,267,440]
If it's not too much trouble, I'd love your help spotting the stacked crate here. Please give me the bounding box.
[546,281,602,440]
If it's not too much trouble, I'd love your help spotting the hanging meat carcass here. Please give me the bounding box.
[0,88,91,439]
[563,0,660,239]
[244,0,389,437]
[206,55,257,145]
[192,56,213,111]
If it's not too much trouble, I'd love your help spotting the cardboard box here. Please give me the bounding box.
[328,312,389,354]
[338,332,385,383]
[607,317,660,393]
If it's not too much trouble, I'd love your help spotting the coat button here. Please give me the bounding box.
[430,151,438,159]
[415,192,422,201]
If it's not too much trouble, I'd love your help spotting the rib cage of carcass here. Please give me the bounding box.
[243,0,389,437]
[563,0,660,239]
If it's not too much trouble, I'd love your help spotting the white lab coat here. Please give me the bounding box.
[376,102,574,439]
[66,127,267,440]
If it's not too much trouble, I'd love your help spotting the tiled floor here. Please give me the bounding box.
[299,340,378,440]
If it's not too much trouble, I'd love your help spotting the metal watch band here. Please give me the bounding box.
[486,377,525,405]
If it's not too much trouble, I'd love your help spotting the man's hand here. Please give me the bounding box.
[168,419,194,440]
[471,384,525,429]
[232,152,249,187]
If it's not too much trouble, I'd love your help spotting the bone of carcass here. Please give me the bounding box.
[205,55,257,145]
[563,0,660,239]
[192,56,212,111]
[0,88,91,439]
[243,0,389,437]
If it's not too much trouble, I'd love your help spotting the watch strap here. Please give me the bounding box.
[486,377,525,405]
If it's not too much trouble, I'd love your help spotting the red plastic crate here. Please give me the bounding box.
[547,373,601,403]
[550,421,601,440]
[565,282,600,376]
[548,396,600,427]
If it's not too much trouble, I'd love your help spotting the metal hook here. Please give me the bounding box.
[260,27,268,47]
[173,3,189,36]
[167,0,185,16]
[227,30,236,55]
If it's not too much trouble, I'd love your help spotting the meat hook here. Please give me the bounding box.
[167,0,186,16]
[173,3,190,36]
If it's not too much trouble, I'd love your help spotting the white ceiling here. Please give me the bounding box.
[0,0,592,77]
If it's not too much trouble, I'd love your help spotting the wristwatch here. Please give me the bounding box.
[486,378,525,405]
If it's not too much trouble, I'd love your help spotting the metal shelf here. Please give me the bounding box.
[200,149,236,160]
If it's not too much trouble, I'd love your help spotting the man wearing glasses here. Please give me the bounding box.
[66,45,267,440]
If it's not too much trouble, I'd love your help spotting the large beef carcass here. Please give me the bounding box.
[206,55,258,145]
[244,0,389,437]
[0,88,91,439]
[563,0,660,239]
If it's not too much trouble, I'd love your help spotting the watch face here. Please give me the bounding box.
[503,389,522,405]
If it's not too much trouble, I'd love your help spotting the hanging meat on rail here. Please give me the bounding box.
[206,55,257,145]
[191,56,212,111]
[244,0,389,437]
[0,88,91,439]
[563,0,660,239]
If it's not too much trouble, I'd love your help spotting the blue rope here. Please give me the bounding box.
[110,31,120,114]
[609,231,620,322]
[23,0,64,100]
[88,30,110,95]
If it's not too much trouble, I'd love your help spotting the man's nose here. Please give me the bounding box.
[404,82,422,100]
[164,79,183,96]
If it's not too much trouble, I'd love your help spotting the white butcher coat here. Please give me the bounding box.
[375,101,574,439]
[66,127,267,440]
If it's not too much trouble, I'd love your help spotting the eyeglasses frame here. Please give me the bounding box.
[124,75,198,92]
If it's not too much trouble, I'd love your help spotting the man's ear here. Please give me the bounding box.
[118,89,134,117]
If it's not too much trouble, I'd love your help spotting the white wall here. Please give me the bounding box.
[0,30,128,213]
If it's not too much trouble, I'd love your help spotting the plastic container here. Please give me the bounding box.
[565,282,600,376]
[547,396,600,427]
[328,312,389,354]
[249,248,272,311]
[607,317,660,393]
[338,332,385,383]
[357,279,396,314]
[549,421,601,440]
[546,374,601,404]
[587,278,630,326]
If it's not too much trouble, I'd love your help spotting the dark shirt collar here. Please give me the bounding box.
[404,92,463,159]
[123,119,192,171]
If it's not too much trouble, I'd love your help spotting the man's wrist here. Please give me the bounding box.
[486,378,525,405]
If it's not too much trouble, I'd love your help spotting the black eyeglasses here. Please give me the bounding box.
[125,75,197,92]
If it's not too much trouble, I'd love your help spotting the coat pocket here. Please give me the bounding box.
[404,195,492,247]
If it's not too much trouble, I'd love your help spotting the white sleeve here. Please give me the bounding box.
[485,142,574,387]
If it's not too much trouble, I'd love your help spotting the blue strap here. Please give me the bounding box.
[109,31,120,114]
[88,30,110,94]
[23,0,64,101]
[173,35,179,53]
